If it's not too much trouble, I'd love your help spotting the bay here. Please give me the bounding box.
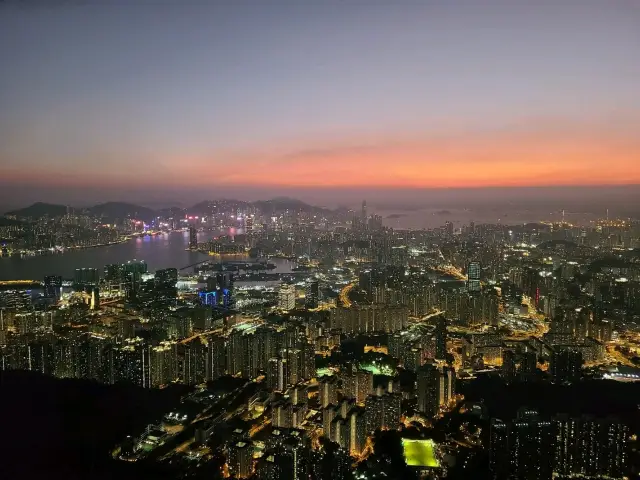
[0,230,280,281]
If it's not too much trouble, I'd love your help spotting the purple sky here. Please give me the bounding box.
[0,0,639,208]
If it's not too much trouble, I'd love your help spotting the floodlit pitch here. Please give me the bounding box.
[402,439,439,468]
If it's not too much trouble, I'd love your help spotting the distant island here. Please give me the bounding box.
[386,213,407,219]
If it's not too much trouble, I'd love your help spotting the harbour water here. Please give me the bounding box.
[378,207,600,230]
[0,230,293,281]
[0,207,602,281]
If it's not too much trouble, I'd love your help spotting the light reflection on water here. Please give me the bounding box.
[0,230,292,280]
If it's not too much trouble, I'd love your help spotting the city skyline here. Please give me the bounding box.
[1,0,639,202]
[1,2,639,479]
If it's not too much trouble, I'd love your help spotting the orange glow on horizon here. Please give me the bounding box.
[3,122,639,189]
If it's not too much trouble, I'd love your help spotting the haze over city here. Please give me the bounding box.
[1,0,639,209]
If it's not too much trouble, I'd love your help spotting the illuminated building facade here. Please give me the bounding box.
[278,283,296,311]
[467,261,481,293]
[490,410,629,479]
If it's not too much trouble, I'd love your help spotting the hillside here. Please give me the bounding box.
[252,196,330,214]
[188,199,248,214]
[5,197,333,221]
[88,202,157,222]
[5,202,68,219]
[157,206,186,218]
[0,370,188,479]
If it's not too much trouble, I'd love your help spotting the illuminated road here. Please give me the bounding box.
[422,310,444,320]
[179,318,262,345]
[154,382,256,461]
[100,298,123,306]
[179,328,224,345]
[433,265,467,281]
[339,282,356,308]
[249,418,271,437]
[408,310,444,325]
[605,344,636,367]
[0,280,41,287]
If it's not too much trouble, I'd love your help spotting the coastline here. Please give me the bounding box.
[0,237,131,259]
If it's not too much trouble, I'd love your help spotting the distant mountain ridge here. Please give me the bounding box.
[252,196,328,213]
[5,197,334,220]
[5,202,68,219]
[88,202,157,222]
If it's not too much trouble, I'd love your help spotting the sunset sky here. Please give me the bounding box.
[1,0,639,205]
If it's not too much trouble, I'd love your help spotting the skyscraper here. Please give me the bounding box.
[505,409,555,479]
[340,366,373,403]
[183,337,206,385]
[361,199,367,225]
[489,419,510,478]
[267,357,283,391]
[364,392,401,432]
[74,268,99,287]
[154,268,178,304]
[502,349,518,383]
[442,365,456,405]
[490,412,629,479]
[319,375,339,407]
[434,316,447,359]
[467,261,481,293]
[228,441,253,478]
[149,343,177,388]
[444,221,454,236]
[122,260,147,301]
[205,334,226,380]
[304,280,319,309]
[417,364,441,416]
[550,348,582,384]
[44,275,62,299]
[189,226,198,250]
[278,283,296,311]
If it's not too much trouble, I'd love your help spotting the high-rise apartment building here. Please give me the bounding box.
[364,392,401,433]
[304,280,319,309]
[44,275,62,299]
[435,316,448,359]
[183,337,207,385]
[278,283,296,311]
[228,441,253,478]
[319,375,339,408]
[467,261,481,293]
[340,366,373,403]
[417,364,455,416]
[490,410,629,479]
[550,348,582,384]
[74,267,99,287]
[149,343,177,388]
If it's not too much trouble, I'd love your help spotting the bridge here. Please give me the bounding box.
[432,265,467,281]
[179,259,212,271]
[179,258,270,272]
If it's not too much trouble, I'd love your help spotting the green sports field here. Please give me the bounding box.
[402,439,439,468]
